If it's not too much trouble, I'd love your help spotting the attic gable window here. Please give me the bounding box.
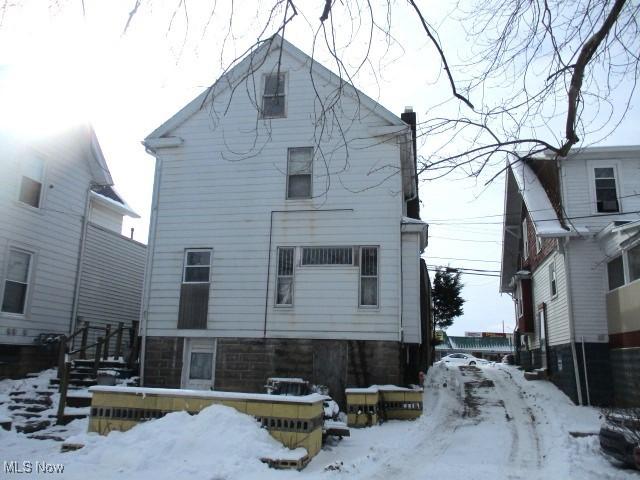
[19,156,44,208]
[287,147,313,199]
[594,167,619,213]
[262,72,286,118]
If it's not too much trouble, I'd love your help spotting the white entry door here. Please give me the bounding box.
[182,338,217,390]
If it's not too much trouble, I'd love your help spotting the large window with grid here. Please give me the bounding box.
[1,248,33,315]
[359,247,379,307]
[301,247,353,266]
[276,247,295,306]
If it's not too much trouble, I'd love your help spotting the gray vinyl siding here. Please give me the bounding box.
[531,251,570,347]
[566,238,609,343]
[0,132,92,344]
[89,202,123,234]
[401,233,421,343]
[76,223,145,347]
[145,48,408,342]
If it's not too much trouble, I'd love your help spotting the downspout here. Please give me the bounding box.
[563,238,584,406]
[69,184,93,336]
[139,150,163,386]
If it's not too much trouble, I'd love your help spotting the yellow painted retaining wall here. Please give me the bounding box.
[88,386,324,457]
[346,386,423,427]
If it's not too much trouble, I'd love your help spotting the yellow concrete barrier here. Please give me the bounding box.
[345,385,423,427]
[88,386,324,458]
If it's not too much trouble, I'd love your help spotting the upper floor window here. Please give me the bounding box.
[522,218,529,261]
[607,255,624,290]
[183,250,211,283]
[359,247,378,307]
[549,262,557,297]
[594,167,619,213]
[2,248,33,315]
[287,147,313,199]
[262,72,286,118]
[19,156,44,208]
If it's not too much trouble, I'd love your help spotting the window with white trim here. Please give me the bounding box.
[628,244,640,283]
[276,247,294,306]
[359,247,378,307]
[522,218,529,261]
[594,167,619,213]
[183,250,212,283]
[262,72,286,118]
[1,249,33,314]
[19,157,44,208]
[607,255,625,290]
[301,247,353,266]
[286,147,313,199]
[549,262,557,297]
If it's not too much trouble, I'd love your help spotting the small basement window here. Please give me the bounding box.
[607,255,625,290]
[262,72,286,118]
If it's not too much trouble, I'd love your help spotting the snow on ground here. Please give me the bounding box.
[1,364,638,479]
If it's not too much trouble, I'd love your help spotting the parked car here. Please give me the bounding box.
[440,353,486,366]
[599,410,640,470]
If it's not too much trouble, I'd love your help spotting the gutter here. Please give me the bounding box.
[69,184,94,337]
[139,149,163,386]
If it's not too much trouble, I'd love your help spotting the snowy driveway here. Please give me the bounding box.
[2,364,638,479]
[305,363,637,480]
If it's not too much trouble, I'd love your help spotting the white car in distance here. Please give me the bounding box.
[440,353,486,366]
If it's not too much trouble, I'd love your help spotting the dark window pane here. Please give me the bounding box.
[629,245,640,282]
[189,352,213,380]
[184,266,210,282]
[262,95,285,117]
[607,256,625,290]
[595,167,614,178]
[264,73,285,95]
[288,175,311,199]
[19,176,42,208]
[360,277,378,306]
[2,281,27,314]
[301,247,352,265]
[276,277,293,305]
[361,248,378,276]
[278,248,294,276]
[187,251,210,266]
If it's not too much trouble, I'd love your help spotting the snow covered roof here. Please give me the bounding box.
[90,189,140,218]
[345,385,421,394]
[508,158,567,237]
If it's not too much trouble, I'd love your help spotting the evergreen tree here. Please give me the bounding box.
[432,268,465,332]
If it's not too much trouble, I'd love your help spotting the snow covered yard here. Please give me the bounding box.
[1,364,637,479]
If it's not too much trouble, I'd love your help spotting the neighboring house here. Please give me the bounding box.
[140,35,430,405]
[500,145,640,406]
[0,124,146,377]
[435,334,514,362]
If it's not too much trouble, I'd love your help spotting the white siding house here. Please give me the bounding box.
[140,35,429,401]
[501,145,640,406]
[0,125,145,377]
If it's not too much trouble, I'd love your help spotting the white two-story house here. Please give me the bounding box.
[0,124,146,377]
[140,35,430,404]
[500,145,640,406]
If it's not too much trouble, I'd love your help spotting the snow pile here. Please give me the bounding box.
[58,404,304,480]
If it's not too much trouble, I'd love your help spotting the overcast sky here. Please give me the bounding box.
[1,1,636,336]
